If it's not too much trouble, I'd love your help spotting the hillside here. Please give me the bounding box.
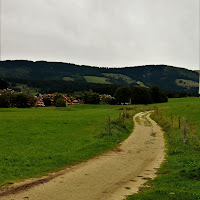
[0,60,199,93]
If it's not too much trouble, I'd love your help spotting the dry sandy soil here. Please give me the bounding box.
[0,111,165,200]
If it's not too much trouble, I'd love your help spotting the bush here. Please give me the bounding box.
[83,90,100,104]
[131,86,152,104]
[12,93,36,108]
[0,93,10,108]
[43,98,52,106]
[55,98,66,107]
[0,93,36,108]
[114,86,131,104]
[0,79,8,89]
[150,85,168,103]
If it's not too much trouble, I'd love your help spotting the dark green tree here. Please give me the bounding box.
[83,90,100,104]
[11,93,36,108]
[131,86,152,104]
[55,98,66,107]
[43,98,52,107]
[100,97,113,105]
[0,93,10,108]
[53,93,63,105]
[114,86,131,104]
[0,79,8,89]
[150,85,168,103]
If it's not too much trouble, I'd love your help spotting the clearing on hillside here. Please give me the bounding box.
[84,76,111,84]
[103,73,135,84]
[176,79,199,88]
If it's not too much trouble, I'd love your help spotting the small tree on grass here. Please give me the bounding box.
[83,90,100,104]
[131,86,152,104]
[0,79,8,89]
[0,93,10,108]
[55,98,66,107]
[43,98,52,106]
[12,93,36,108]
[114,86,131,104]
[150,85,168,103]
[53,93,63,105]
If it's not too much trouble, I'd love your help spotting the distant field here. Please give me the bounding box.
[15,84,39,95]
[62,77,75,81]
[84,76,111,84]
[103,73,135,84]
[0,105,139,187]
[136,81,147,87]
[129,97,200,200]
[176,79,198,88]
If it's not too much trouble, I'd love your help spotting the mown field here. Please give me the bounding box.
[0,105,140,187]
[84,76,111,84]
[1,97,200,199]
[129,97,200,200]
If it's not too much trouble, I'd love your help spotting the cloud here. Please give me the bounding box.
[1,0,199,70]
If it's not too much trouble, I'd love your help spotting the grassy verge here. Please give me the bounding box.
[128,97,200,200]
[0,105,147,187]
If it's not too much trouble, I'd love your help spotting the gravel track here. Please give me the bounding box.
[1,111,165,200]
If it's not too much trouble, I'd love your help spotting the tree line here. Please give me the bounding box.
[0,78,198,108]
[83,85,168,105]
[0,93,36,108]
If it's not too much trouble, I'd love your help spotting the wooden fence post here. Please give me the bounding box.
[108,115,111,135]
[160,109,162,119]
[123,107,127,118]
[183,120,187,144]
[119,113,121,123]
[156,107,158,115]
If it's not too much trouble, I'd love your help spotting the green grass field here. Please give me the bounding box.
[15,84,39,95]
[62,77,75,81]
[0,105,140,187]
[84,76,111,84]
[176,79,198,89]
[128,97,200,200]
[1,97,200,199]
[102,73,135,84]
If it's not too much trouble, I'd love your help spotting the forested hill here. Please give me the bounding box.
[0,60,199,93]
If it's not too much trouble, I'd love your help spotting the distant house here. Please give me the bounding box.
[35,98,45,107]
[38,93,83,106]
[42,94,55,106]
[100,94,115,100]
[0,88,17,95]
[72,100,79,105]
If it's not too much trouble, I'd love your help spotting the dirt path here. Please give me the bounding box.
[1,111,165,200]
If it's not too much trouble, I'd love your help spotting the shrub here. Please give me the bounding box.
[43,98,52,106]
[131,86,152,104]
[150,85,168,103]
[55,98,66,107]
[12,93,36,108]
[0,79,8,89]
[83,90,100,104]
[0,93,10,108]
[114,86,131,104]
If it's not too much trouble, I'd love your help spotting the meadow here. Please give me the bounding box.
[0,105,140,187]
[129,97,200,200]
[1,97,200,200]
[84,76,111,84]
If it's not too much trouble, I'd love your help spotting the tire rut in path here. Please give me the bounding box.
[1,111,165,200]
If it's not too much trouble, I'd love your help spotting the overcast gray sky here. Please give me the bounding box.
[1,0,199,70]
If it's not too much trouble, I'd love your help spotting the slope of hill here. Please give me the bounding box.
[0,60,199,93]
